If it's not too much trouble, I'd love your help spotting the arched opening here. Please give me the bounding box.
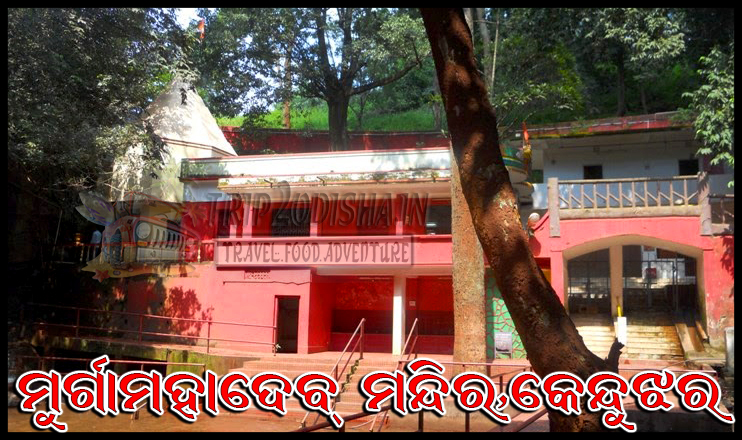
[622,245,699,318]
[564,235,704,321]
[563,235,706,360]
[567,249,610,316]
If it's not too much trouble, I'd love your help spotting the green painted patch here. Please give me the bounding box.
[485,269,527,359]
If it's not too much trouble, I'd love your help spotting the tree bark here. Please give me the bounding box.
[282,45,293,129]
[476,8,492,89]
[328,95,350,151]
[451,150,486,376]
[463,8,474,33]
[420,8,622,432]
[490,11,500,93]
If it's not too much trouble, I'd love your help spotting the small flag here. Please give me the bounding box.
[197,18,205,41]
[522,121,532,172]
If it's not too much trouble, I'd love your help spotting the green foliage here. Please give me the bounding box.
[587,8,686,65]
[683,43,735,186]
[194,8,430,149]
[486,14,585,135]
[190,8,299,119]
[8,8,192,205]
[217,103,440,132]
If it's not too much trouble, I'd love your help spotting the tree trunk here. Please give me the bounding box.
[283,45,294,129]
[432,72,443,131]
[640,83,648,115]
[463,8,474,33]
[490,11,500,93]
[328,95,350,151]
[451,149,486,376]
[353,93,367,131]
[420,8,622,432]
[476,8,492,89]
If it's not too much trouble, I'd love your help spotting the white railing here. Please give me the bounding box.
[556,175,700,212]
[547,172,733,237]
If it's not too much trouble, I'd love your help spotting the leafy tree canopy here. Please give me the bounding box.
[191,8,430,150]
[683,42,735,185]
[8,8,195,206]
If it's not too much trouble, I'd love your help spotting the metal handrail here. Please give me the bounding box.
[23,302,277,354]
[294,356,719,433]
[300,318,365,428]
[13,355,206,372]
[370,318,419,432]
[53,243,102,264]
[330,318,366,384]
[397,318,420,370]
[490,407,549,433]
[295,403,395,432]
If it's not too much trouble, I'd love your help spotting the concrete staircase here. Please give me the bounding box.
[332,356,400,423]
[624,289,685,360]
[227,353,358,423]
[572,310,685,361]
[625,311,685,360]
[572,313,616,359]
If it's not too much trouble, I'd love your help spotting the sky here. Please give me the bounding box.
[176,8,202,29]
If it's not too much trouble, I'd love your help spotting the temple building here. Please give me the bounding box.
[56,80,735,363]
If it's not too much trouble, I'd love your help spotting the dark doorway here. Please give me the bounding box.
[276,297,300,353]
[567,249,611,315]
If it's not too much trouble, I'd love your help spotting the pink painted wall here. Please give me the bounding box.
[531,214,734,345]
[307,272,336,354]
[702,236,735,341]
[121,265,313,353]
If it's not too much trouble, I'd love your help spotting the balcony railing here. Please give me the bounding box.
[553,175,701,215]
[547,173,733,236]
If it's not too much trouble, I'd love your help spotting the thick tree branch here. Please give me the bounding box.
[350,58,421,96]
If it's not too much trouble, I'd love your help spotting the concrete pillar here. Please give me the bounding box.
[550,251,565,305]
[395,194,406,235]
[609,245,623,317]
[392,275,406,356]
[725,327,734,376]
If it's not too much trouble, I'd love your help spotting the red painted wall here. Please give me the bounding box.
[306,272,334,353]
[221,128,451,154]
[531,214,734,344]
[317,198,396,236]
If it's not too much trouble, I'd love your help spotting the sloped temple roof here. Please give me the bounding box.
[145,77,237,158]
